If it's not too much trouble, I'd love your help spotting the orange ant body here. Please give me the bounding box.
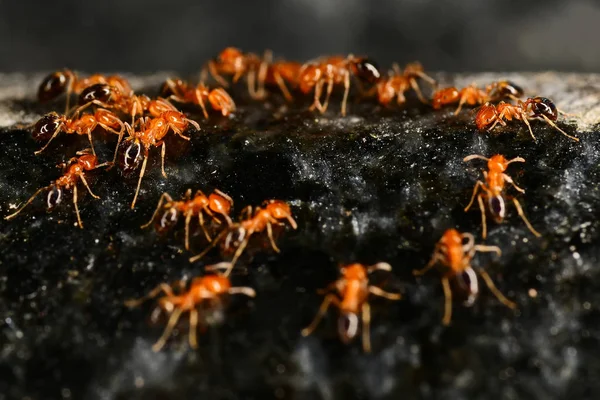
[142,188,234,250]
[32,109,125,163]
[432,80,524,115]
[413,229,516,325]
[120,112,200,210]
[76,83,151,124]
[464,154,541,239]
[189,200,297,275]
[298,54,381,116]
[301,262,401,353]
[475,97,579,141]
[161,78,236,119]
[375,62,436,106]
[203,47,269,100]
[124,262,256,352]
[4,149,108,229]
[264,59,302,102]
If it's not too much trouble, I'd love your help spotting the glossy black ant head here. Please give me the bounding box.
[338,312,359,344]
[529,97,558,121]
[351,58,381,84]
[488,195,506,224]
[46,185,63,210]
[119,139,143,175]
[38,70,74,102]
[155,207,180,234]
[32,113,62,141]
[455,267,479,306]
[78,83,114,105]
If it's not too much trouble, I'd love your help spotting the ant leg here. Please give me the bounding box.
[85,131,97,156]
[161,142,167,178]
[416,71,438,87]
[362,302,371,353]
[367,262,392,273]
[340,72,350,116]
[441,276,453,325]
[477,194,488,239]
[4,186,48,221]
[141,193,172,229]
[395,91,407,107]
[78,175,99,200]
[194,88,209,120]
[473,244,502,256]
[228,286,257,297]
[188,227,230,263]
[152,307,183,352]
[316,281,339,295]
[369,285,402,300]
[131,154,148,210]
[502,173,525,193]
[229,236,251,274]
[274,71,293,102]
[72,185,83,229]
[301,294,340,337]
[188,308,199,349]
[34,123,65,155]
[409,78,428,104]
[310,80,324,112]
[541,114,579,142]
[463,154,490,163]
[103,124,125,166]
[464,181,485,212]
[184,211,193,251]
[124,283,175,308]
[454,94,468,115]
[521,114,537,141]
[208,61,229,87]
[477,269,517,309]
[266,222,280,253]
[322,78,334,114]
[512,198,542,237]
[198,211,212,242]
[257,50,271,98]
[413,252,442,276]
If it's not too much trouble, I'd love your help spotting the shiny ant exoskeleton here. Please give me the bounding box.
[475,97,579,141]
[4,149,108,229]
[189,200,297,275]
[298,54,381,116]
[432,80,524,115]
[32,109,125,164]
[463,154,541,239]
[124,262,256,352]
[413,228,516,325]
[161,78,236,119]
[75,83,151,124]
[120,112,200,209]
[301,262,401,353]
[142,188,234,250]
[374,62,437,107]
[202,47,269,100]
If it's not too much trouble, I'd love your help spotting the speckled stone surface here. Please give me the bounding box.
[0,72,599,400]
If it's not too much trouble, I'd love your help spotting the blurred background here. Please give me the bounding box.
[0,0,598,73]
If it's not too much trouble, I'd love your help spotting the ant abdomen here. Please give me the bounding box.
[488,195,506,223]
[530,97,558,121]
[32,113,61,141]
[352,58,381,84]
[156,208,179,233]
[456,267,479,306]
[46,186,63,210]
[38,71,71,102]
[119,140,143,174]
[223,226,246,252]
[338,312,359,343]
[79,83,114,105]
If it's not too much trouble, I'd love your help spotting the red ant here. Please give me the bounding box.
[4,149,108,229]
[475,97,579,142]
[161,78,236,119]
[413,229,516,325]
[374,62,437,106]
[142,188,234,250]
[202,47,269,100]
[432,80,524,115]
[464,154,541,239]
[75,83,151,124]
[301,262,401,353]
[263,52,302,102]
[124,262,256,352]
[120,112,200,210]
[298,54,381,116]
[31,109,125,164]
[189,200,298,275]
[38,69,133,112]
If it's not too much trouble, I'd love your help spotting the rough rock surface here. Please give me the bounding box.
[0,73,599,400]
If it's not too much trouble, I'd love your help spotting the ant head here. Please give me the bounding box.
[432,88,460,109]
[38,70,74,102]
[455,267,479,306]
[529,97,558,121]
[156,207,180,234]
[219,47,243,63]
[46,185,63,210]
[202,275,231,294]
[441,229,463,246]
[488,195,506,223]
[32,112,62,141]
[119,139,143,174]
[78,83,114,105]
[338,312,359,344]
[488,154,508,172]
[351,58,381,84]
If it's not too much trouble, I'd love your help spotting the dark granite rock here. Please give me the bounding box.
[0,72,600,400]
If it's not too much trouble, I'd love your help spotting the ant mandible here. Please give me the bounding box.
[301,262,402,353]
[475,97,579,141]
[189,200,298,276]
[298,54,381,116]
[375,62,437,107]
[124,262,256,352]
[141,188,234,250]
[413,229,516,325]
[202,47,269,100]
[161,78,236,119]
[32,109,125,164]
[120,112,200,210]
[4,149,109,229]
[463,154,541,238]
[432,80,524,115]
